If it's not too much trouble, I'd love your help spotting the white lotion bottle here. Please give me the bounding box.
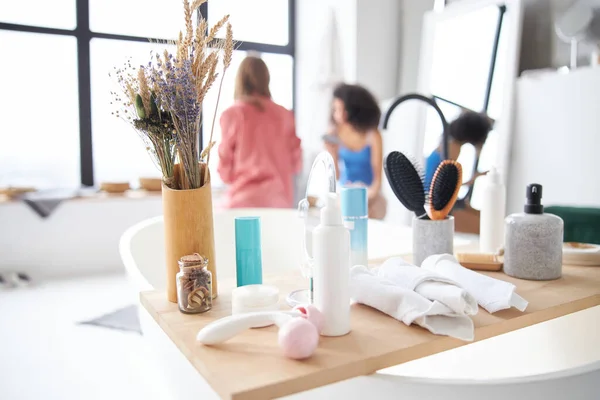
[480,167,506,253]
[312,193,351,337]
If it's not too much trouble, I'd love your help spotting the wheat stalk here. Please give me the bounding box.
[193,18,208,75]
[204,22,234,177]
[183,0,194,49]
[206,14,229,43]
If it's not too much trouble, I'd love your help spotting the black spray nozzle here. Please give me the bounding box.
[525,183,543,214]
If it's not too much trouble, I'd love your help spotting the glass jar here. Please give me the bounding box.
[176,254,213,314]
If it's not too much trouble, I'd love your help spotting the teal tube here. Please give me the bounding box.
[235,216,263,286]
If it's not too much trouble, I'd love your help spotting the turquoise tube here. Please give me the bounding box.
[235,216,263,287]
[341,187,368,267]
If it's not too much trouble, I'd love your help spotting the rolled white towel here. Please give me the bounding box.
[377,257,478,316]
[350,265,474,341]
[422,254,528,314]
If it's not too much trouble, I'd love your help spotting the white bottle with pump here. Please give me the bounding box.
[480,167,506,253]
[312,193,351,337]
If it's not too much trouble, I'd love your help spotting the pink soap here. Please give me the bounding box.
[278,318,319,360]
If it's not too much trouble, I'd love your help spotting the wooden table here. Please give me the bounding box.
[140,265,600,400]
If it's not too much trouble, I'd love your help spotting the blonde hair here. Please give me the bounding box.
[234,56,271,109]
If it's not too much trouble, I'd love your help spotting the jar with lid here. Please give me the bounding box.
[176,254,213,314]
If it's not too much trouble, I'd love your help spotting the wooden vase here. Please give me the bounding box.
[162,164,217,303]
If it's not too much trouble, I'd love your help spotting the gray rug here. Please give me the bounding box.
[79,305,142,334]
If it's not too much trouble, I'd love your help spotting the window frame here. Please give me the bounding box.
[0,0,296,186]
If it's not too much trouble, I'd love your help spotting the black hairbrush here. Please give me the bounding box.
[384,151,426,217]
[428,160,462,220]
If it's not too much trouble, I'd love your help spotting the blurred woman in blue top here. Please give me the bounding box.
[324,83,386,219]
[424,111,492,191]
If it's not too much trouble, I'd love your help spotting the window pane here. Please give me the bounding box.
[209,0,289,45]
[90,39,174,185]
[202,51,294,186]
[429,5,499,111]
[0,32,79,189]
[0,0,76,29]
[89,0,181,39]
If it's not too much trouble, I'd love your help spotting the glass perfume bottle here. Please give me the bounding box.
[504,184,563,280]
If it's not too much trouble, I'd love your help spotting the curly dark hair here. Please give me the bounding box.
[333,83,381,133]
[448,111,492,146]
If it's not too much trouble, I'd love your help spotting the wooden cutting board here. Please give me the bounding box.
[140,265,600,400]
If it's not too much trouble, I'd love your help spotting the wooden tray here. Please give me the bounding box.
[140,265,600,400]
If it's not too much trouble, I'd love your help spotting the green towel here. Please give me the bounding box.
[545,206,600,245]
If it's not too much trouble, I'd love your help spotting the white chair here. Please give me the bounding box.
[120,210,600,400]
[120,209,305,289]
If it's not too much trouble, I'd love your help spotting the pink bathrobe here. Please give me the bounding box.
[217,98,302,208]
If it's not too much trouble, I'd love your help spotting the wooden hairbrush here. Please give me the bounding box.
[428,160,462,220]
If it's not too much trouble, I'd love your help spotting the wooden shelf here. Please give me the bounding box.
[140,265,600,400]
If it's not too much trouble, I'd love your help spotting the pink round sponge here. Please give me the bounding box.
[278,318,319,360]
[293,304,325,333]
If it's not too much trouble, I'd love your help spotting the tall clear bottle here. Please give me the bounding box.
[312,193,351,336]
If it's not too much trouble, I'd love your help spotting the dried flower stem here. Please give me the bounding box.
[204,22,233,180]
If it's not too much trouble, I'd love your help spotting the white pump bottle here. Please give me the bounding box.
[312,193,351,337]
[479,167,506,253]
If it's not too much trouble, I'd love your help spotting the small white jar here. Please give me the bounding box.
[232,285,280,328]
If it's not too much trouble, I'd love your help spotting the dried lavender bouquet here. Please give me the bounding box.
[151,0,233,190]
[110,0,233,190]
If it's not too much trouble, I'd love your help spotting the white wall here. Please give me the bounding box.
[356,0,402,101]
[508,67,600,213]
[397,0,435,94]
[0,197,163,279]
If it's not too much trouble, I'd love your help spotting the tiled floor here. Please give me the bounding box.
[0,274,171,400]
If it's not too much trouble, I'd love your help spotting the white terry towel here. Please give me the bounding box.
[350,265,474,341]
[378,257,478,316]
[422,254,528,314]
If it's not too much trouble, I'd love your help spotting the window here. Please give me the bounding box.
[0,1,295,188]
[0,31,80,189]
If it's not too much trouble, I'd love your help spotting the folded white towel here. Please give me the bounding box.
[350,265,474,341]
[378,257,478,316]
[422,254,528,314]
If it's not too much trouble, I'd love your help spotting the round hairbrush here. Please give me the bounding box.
[428,160,462,220]
[384,151,426,217]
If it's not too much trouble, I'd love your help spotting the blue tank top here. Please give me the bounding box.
[338,145,373,185]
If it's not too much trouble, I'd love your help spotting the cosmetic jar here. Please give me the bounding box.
[232,284,280,328]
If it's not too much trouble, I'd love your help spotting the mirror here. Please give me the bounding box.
[416,0,523,232]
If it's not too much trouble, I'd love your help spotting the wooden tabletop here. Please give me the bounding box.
[140,265,600,400]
